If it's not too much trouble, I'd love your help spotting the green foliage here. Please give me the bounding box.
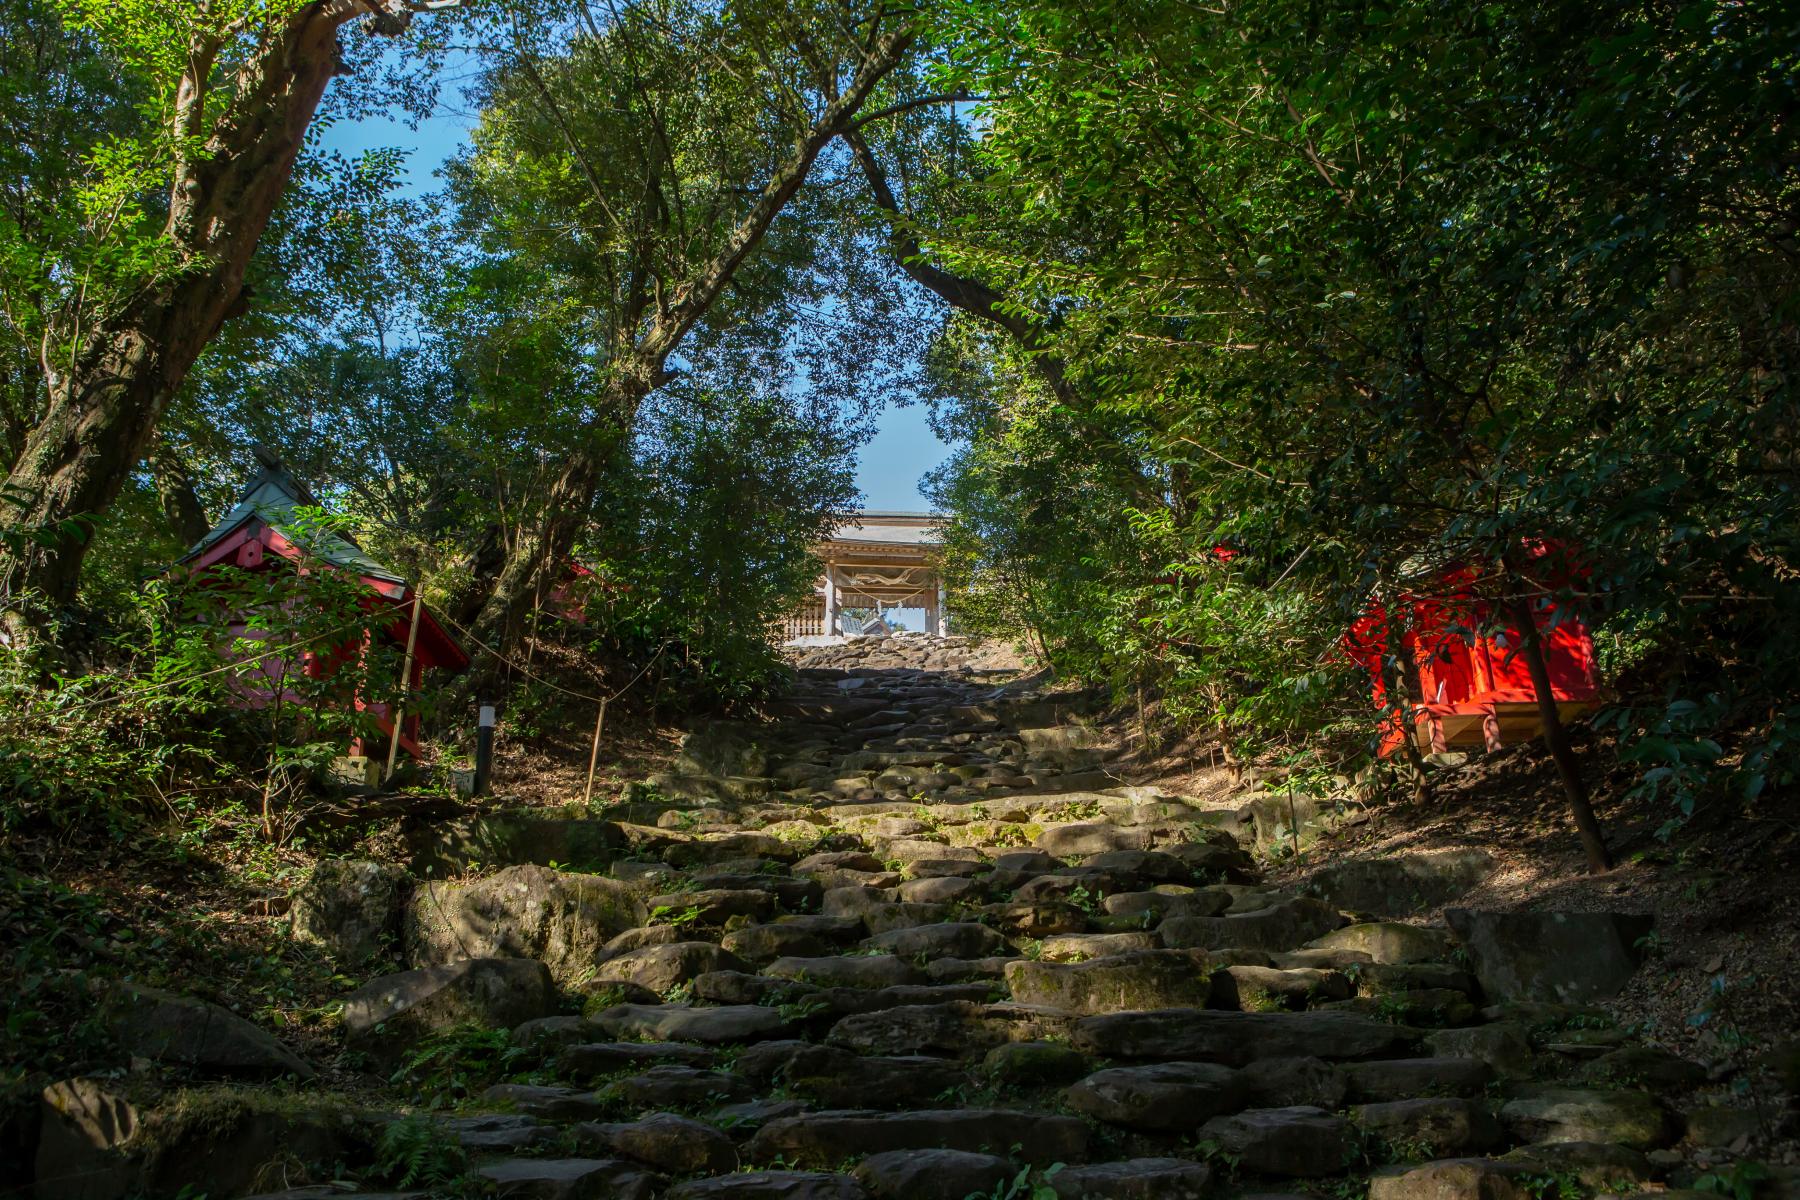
[1695,1161,1773,1200]
[965,1163,1063,1200]
[390,1024,531,1109]
[374,1112,468,1189]
[575,385,859,704]
[0,544,429,835]
[911,0,1800,798]
[648,903,704,928]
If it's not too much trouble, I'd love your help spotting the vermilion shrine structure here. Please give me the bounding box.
[1345,555,1599,757]
[781,510,947,641]
[175,454,468,765]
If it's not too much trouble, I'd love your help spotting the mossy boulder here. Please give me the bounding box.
[407,810,627,875]
[403,864,644,987]
[288,859,407,965]
[1499,1086,1676,1149]
[1445,909,1652,1004]
[1306,922,1454,965]
[340,958,557,1062]
[983,1041,1092,1086]
[1303,849,1495,916]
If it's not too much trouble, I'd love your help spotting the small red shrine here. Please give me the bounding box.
[174,453,469,762]
[544,560,632,625]
[1344,547,1599,757]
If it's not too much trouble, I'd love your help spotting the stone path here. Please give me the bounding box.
[54,656,1715,1199]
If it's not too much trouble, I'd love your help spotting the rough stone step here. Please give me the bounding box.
[765,955,925,989]
[1198,1105,1355,1177]
[572,1112,738,1175]
[742,1043,967,1108]
[852,1149,1012,1200]
[665,1169,867,1199]
[1005,950,1219,1014]
[474,1157,657,1200]
[607,1064,752,1108]
[589,1002,796,1044]
[826,999,1073,1056]
[1050,1159,1212,1200]
[553,1040,717,1080]
[746,1107,1090,1167]
[1063,1061,1245,1130]
[1072,1008,1420,1065]
[1351,1096,1505,1156]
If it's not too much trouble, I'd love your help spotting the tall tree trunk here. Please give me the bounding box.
[1505,589,1612,873]
[0,2,403,644]
[468,438,610,684]
[148,434,210,548]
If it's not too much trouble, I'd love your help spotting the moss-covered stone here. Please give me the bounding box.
[402,864,644,986]
[983,1040,1091,1086]
[1006,949,1217,1014]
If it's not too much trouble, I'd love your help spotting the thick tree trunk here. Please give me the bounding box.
[148,435,210,548]
[1506,591,1612,873]
[469,442,608,679]
[0,3,368,643]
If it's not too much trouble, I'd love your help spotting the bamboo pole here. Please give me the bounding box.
[384,591,425,782]
[582,697,609,807]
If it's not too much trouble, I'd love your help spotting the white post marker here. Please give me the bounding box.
[474,704,496,795]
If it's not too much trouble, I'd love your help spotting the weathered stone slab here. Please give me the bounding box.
[1368,1159,1534,1200]
[1498,1087,1674,1149]
[105,983,314,1079]
[1211,965,1351,1011]
[1306,923,1453,965]
[1005,951,1216,1014]
[1352,1098,1504,1156]
[862,922,1014,959]
[595,942,748,994]
[766,955,924,989]
[853,1149,1011,1200]
[342,959,556,1060]
[1445,910,1653,1004]
[289,859,407,964]
[748,1108,1088,1167]
[574,1112,736,1175]
[553,1040,715,1080]
[1049,1159,1212,1200]
[665,1171,868,1199]
[826,1002,1011,1056]
[1341,1057,1494,1102]
[1064,1062,1244,1131]
[474,1156,656,1200]
[1196,1106,1353,1177]
[1073,1008,1418,1065]
[589,1003,795,1045]
[1161,898,1344,953]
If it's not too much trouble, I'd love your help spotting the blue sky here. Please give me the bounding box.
[318,85,953,514]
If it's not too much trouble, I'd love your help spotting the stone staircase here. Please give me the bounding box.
[42,660,1722,1200]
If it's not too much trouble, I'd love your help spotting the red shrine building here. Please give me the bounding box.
[1344,548,1600,757]
[174,452,469,765]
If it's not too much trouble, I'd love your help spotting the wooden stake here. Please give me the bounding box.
[1507,592,1612,873]
[1287,779,1301,861]
[582,696,609,807]
[384,591,425,782]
